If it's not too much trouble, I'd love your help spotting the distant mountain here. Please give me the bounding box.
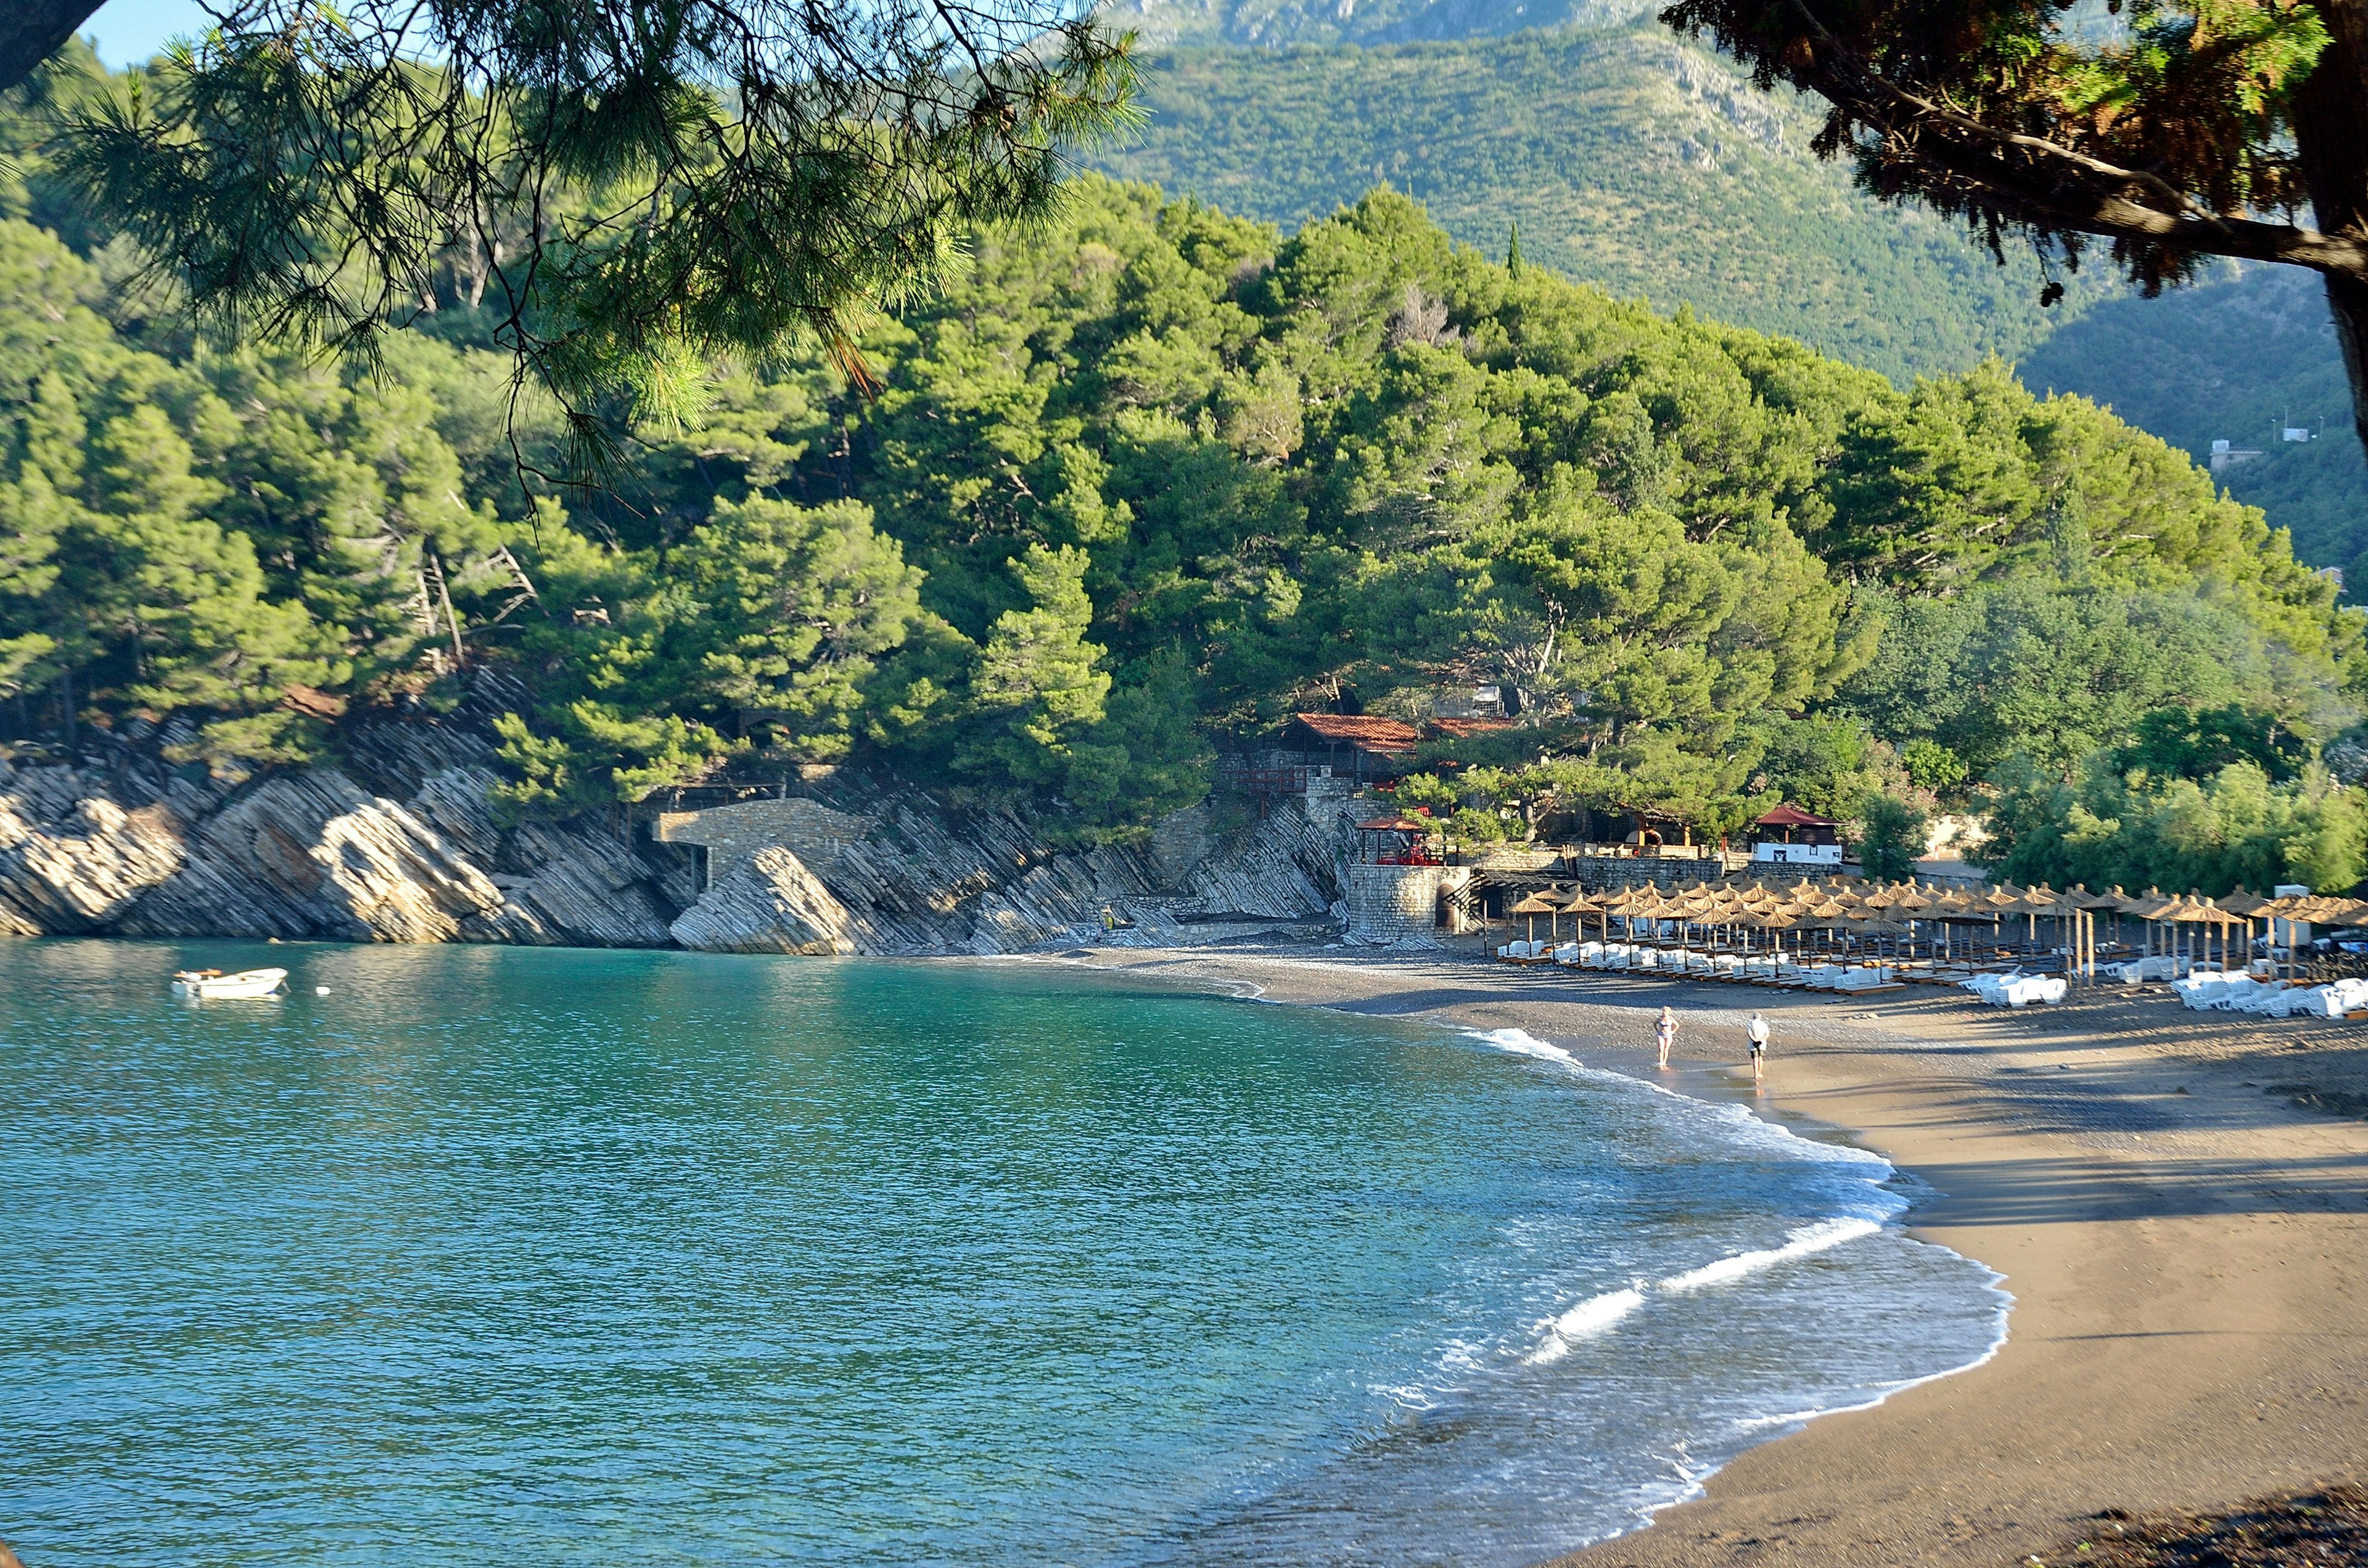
[1095,0,2129,47]
[1088,26,2110,384]
[1099,0,1650,47]
[2018,265,2368,576]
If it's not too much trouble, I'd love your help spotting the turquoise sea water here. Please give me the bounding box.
[0,941,2005,1567]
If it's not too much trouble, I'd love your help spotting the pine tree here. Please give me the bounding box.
[684,496,927,761]
[43,0,1139,462]
[958,544,1112,787]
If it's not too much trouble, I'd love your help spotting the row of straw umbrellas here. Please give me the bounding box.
[1500,877,2368,977]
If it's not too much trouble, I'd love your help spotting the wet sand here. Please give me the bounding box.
[1071,945,2368,1567]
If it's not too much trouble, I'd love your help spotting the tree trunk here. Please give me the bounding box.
[1,0,105,96]
[2293,0,2368,454]
[2329,273,2368,456]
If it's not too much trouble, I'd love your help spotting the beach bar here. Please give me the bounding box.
[1751,805,1843,868]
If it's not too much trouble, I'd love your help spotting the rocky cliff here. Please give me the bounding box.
[0,681,1365,956]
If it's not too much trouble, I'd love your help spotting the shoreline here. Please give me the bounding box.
[1063,943,2368,1567]
[1452,1016,2017,1547]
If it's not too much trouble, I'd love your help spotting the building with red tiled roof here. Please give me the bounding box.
[1427,718,1513,741]
[1286,713,1422,749]
[1752,802,1842,866]
[1278,712,1421,783]
[1756,804,1840,834]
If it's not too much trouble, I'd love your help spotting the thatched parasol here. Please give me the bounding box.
[1507,888,1560,945]
[2116,887,2181,920]
[2216,887,2275,917]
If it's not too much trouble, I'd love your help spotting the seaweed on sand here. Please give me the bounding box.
[2026,1485,2368,1566]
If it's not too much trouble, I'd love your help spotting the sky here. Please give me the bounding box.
[80,0,215,68]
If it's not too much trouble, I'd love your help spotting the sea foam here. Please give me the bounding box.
[1526,1286,1648,1365]
[1470,1027,1901,1368]
[1658,1217,1884,1294]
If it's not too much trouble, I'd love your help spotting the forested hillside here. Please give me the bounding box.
[1087,27,2110,385]
[4,165,2361,889]
[2019,265,2368,580]
[1097,0,1653,45]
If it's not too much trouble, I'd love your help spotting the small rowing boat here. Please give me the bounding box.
[170,967,288,999]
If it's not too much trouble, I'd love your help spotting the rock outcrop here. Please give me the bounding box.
[411,765,683,947]
[0,692,696,948]
[1182,790,1342,921]
[670,846,857,954]
[112,766,502,942]
[0,744,230,935]
[0,790,189,934]
[1,686,1370,954]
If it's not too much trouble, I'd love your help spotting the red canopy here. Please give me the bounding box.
[1756,803,1839,829]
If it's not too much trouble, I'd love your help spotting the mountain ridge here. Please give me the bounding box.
[1098,0,1651,46]
[1088,24,2112,385]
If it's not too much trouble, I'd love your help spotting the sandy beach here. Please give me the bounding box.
[1072,943,2368,1567]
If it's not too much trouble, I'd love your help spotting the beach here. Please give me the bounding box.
[1074,945,2368,1567]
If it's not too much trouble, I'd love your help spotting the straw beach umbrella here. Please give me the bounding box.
[1600,884,1650,942]
[2214,888,2275,974]
[1545,884,1596,944]
[2114,887,2180,962]
[1922,884,1992,961]
[1508,889,1559,946]
[2164,895,2245,973]
[1880,881,1939,958]
[2055,884,2119,977]
[1735,902,1801,959]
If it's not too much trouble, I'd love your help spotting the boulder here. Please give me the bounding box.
[670,845,857,955]
[414,765,679,947]
[0,782,189,932]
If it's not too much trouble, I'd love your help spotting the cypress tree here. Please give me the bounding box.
[1506,223,1524,279]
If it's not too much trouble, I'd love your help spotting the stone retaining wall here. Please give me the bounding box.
[651,797,875,885]
[1342,863,1472,946]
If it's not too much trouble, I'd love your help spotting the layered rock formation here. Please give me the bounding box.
[0,681,697,948]
[110,769,504,942]
[1,689,1368,956]
[669,847,857,954]
[661,777,1358,955]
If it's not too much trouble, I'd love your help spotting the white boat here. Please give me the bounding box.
[170,967,288,999]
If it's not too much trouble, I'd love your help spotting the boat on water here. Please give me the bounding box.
[170,967,288,999]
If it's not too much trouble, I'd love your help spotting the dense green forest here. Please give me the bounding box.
[4,136,2363,888]
[1088,27,2114,386]
[1082,24,2363,556]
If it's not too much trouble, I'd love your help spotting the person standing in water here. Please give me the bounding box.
[1746,1011,1770,1084]
[1655,1006,1678,1069]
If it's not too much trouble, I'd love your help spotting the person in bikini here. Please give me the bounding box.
[1655,1006,1678,1069]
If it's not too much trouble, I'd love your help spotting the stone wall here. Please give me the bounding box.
[651,797,876,886]
[1342,863,1471,946]
[1564,857,1762,892]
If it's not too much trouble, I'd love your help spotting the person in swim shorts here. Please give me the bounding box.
[1655,1005,1677,1069]
[1746,1011,1769,1083]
